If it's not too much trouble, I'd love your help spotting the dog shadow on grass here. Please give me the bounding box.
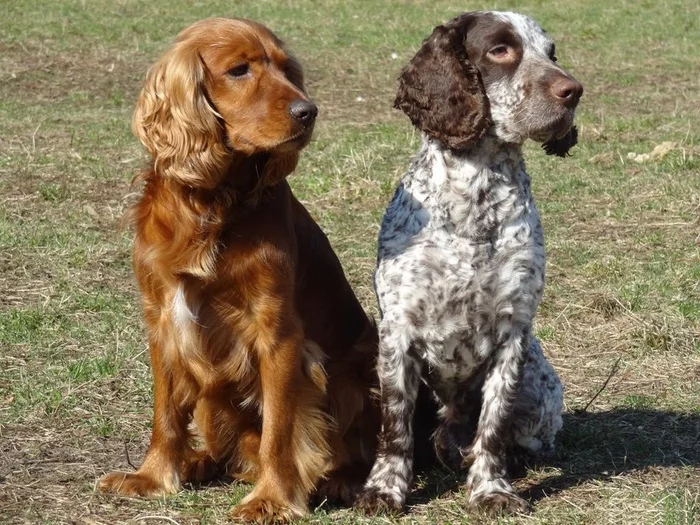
[519,409,700,502]
[194,408,698,511]
[405,408,700,507]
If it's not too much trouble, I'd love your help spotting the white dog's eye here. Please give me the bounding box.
[488,45,509,58]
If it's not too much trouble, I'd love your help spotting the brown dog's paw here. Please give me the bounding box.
[469,490,531,516]
[354,488,403,516]
[314,464,370,506]
[314,476,361,506]
[99,471,177,497]
[230,496,305,524]
[182,451,222,484]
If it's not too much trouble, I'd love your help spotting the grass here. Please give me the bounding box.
[1,0,699,523]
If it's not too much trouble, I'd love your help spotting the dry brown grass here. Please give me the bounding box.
[1,0,698,523]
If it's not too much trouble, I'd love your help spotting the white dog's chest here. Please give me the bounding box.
[378,217,544,391]
[376,141,547,394]
[402,237,539,376]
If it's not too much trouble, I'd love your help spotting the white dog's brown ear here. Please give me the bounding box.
[394,23,490,151]
[133,40,230,188]
[542,125,578,157]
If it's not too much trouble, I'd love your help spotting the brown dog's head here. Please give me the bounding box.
[134,18,316,188]
[394,11,583,156]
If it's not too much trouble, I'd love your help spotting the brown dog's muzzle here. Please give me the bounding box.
[289,99,318,128]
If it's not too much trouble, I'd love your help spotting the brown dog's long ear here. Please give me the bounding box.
[542,125,578,157]
[133,39,230,188]
[394,23,490,151]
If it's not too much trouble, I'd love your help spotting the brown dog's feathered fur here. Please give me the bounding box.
[99,18,380,522]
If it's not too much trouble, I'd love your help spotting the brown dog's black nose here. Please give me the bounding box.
[289,100,318,126]
[551,77,583,108]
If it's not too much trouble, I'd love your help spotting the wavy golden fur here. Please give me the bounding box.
[98,18,380,523]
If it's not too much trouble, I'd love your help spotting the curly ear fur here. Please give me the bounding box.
[542,125,578,157]
[133,41,231,188]
[394,24,490,151]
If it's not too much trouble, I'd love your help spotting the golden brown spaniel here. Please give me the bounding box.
[99,18,379,522]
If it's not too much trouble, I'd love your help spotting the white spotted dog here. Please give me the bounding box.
[355,11,580,516]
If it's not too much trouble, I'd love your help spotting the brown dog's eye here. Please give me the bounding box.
[548,45,558,62]
[227,64,249,78]
[488,45,509,59]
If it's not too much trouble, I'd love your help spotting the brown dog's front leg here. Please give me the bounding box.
[100,331,197,496]
[230,321,330,523]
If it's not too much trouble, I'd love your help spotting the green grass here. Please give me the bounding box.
[1,0,699,523]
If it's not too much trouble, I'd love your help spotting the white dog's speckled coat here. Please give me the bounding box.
[356,10,582,516]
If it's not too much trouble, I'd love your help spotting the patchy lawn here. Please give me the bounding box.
[1,0,698,523]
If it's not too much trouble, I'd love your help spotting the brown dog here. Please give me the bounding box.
[99,18,379,522]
